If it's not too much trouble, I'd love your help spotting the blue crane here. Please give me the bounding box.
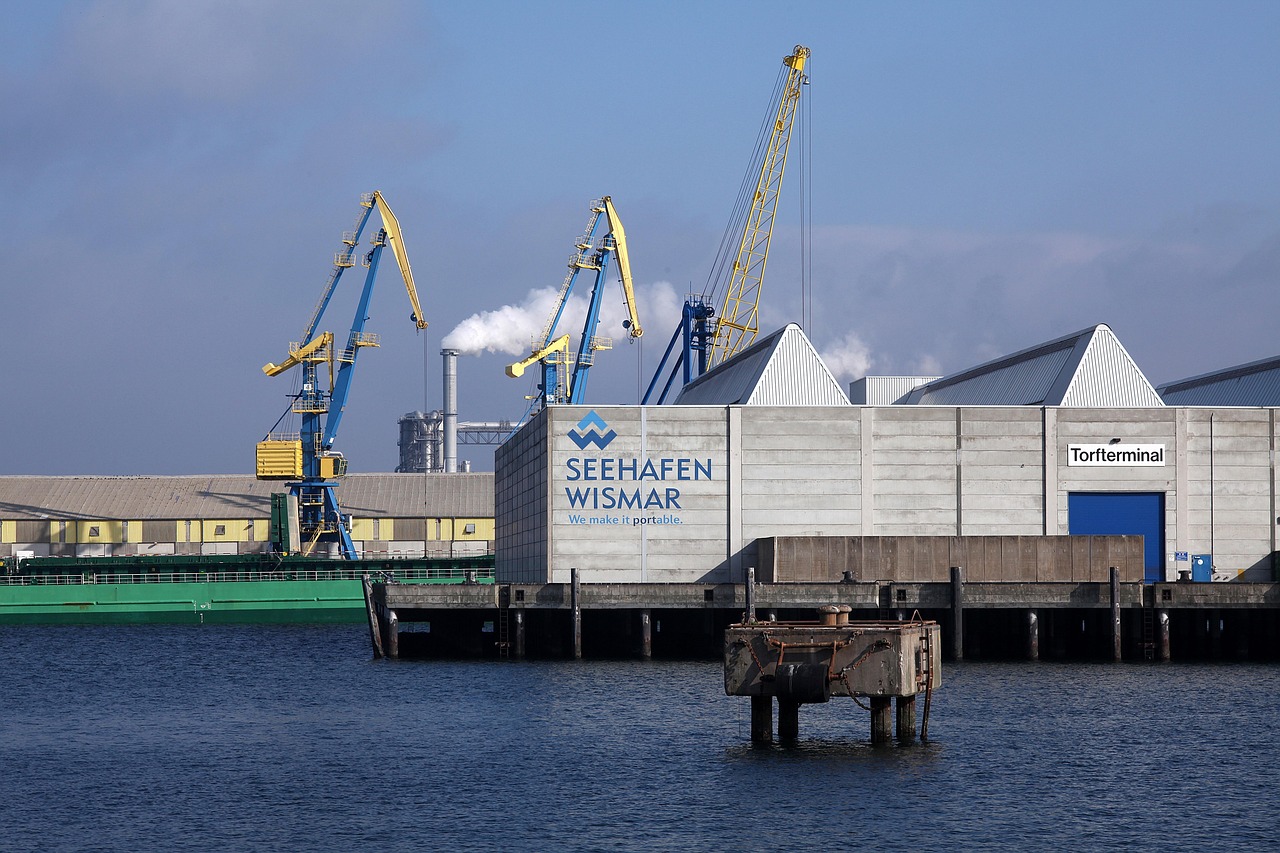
[257,192,426,559]
[507,196,642,408]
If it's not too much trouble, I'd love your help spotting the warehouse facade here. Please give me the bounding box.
[495,324,1279,584]
[0,473,494,560]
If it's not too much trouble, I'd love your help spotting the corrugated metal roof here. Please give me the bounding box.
[673,324,851,406]
[0,473,493,521]
[899,324,1163,407]
[1157,354,1280,406]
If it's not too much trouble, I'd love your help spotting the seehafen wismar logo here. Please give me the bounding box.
[568,410,617,450]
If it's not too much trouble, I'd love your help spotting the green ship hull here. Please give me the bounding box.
[0,553,494,626]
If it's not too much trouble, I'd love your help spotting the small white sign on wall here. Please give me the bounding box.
[1067,444,1166,466]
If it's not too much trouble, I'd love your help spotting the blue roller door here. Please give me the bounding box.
[1068,492,1165,583]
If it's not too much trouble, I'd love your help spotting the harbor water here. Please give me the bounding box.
[1,625,1277,851]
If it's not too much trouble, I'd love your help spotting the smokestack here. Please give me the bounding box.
[442,348,458,473]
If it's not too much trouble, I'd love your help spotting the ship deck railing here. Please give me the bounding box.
[1,567,496,586]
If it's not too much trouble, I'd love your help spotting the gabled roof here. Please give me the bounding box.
[1157,354,1280,406]
[898,324,1164,407]
[0,473,494,521]
[673,323,851,406]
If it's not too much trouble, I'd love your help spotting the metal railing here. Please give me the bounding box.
[1,566,495,587]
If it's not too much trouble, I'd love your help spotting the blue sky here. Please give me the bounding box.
[2,1,1277,475]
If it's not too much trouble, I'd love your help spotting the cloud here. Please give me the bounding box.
[818,332,872,384]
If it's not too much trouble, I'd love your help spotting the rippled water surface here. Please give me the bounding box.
[2,625,1277,851]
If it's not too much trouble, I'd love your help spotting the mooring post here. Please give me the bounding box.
[386,609,399,660]
[751,696,772,744]
[362,574,384,659]
[571,567,582,660]
[1158,609,1171,661]
[778,700,800,741]
[895,695,917,742]
[950,565,964,661]
[514,609,526,660]
[1110,566,1122,662]
[871,696,893,745]
[745,566,756,623]
[640,608,652,660]
[1027,609,1039,661]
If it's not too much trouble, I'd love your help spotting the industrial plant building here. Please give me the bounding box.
[496,323,1280,586]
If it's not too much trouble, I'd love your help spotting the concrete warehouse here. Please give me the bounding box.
[496,324,1280,585]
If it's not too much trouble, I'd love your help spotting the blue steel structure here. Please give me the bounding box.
[260,192,426,559]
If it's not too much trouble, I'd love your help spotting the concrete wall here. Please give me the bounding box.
[495,404,1280,584]
[758,535,1144,583]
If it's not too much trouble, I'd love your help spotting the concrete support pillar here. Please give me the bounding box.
[1235,612,1250,660]
[571,567,582,660]
[513,609,526,660]
[1110,567,1122,662]
[778,700,800,741]
[640,609,652,660]
[1158,609,1171,661]
[950,566,964,661]
[750,696,772,744]
[386,609,399,660]
[870,696,893,745]
[895,695,917,742]
[1026,609,1039,661]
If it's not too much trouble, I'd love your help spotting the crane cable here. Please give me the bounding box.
[700,64,792,307]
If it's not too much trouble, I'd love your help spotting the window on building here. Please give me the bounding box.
[214,525,226,536]
[88,526,100,538]
[463,523,476,535]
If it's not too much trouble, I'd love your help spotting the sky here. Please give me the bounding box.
[2,0,1278,476]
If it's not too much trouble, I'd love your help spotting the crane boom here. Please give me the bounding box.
[709,44,809,367]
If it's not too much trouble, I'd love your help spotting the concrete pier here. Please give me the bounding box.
[723,617,942,744]
[363,578,1280,662]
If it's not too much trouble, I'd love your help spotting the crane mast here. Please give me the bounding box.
[257,192,426,559]
[642,45,809,404]
[710,44,809,367]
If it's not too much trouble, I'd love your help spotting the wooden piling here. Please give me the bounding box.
[386,609,399,660]
[751,696,772,744]
[571,567,582,660]
[1110,566,1122,662]
[1158,609,1171,661]
[871,696,893,745]
[640,609,652,660]
[514,608,526,660]
[778,700,800,741]
[745,566,756,623]
[361,574,384,659]
[950,566,964,661]
[1026,609,1039,661]
[895,695,917,742]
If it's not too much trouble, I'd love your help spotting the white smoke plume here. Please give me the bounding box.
[443,280,682,356]
[818,331,874,384]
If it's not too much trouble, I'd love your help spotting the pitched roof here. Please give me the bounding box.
[673,323,851,406]
[0,473,494,521]
[898,323,1164,407]
[1157,354,1280,406]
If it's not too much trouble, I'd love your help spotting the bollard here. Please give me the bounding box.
[950,566,964,661]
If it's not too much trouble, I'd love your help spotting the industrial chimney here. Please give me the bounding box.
[441,348,458,473]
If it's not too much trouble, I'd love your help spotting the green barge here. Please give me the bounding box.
[0,552,493,625]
